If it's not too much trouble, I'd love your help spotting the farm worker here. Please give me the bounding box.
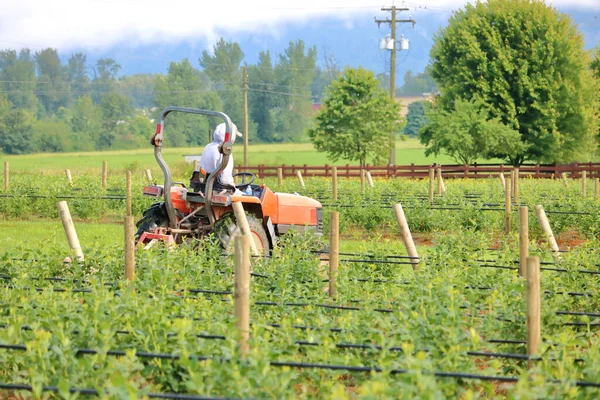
[200,122,243,195]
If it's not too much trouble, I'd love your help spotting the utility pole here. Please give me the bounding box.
[375,6,415,165]
[243,66,249,168]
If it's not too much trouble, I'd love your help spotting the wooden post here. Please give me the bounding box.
[534,205,560,258]
[126,171,132,217]
[65,169,73,186]
[436,167,443,196]
[277,168,283,186]
[234,235,250,359]
[102,160,107,190]
[232,201,259,256]
[359,168,365,193]
[582,170,587,198]
[3,161,8,191]
[57,201,84,262]
[499,173,506,191]
[526,256,541,365]
[595,178,599,199]
[428,168,434,204]
[392,204,420,271]
[519,206,528,278]
[296,170,305,189]
[505,177,511,235]
[366,171,374,188]
[329,211,339,298]
[124,215,135,280]
[513,168,519,204]
[144,169,153,184]
[332,166,338,201]
[193,160,199,172]
[561,172,568,187]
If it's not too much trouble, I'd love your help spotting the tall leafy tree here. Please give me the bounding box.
[67,53,90,99]
[35,48,70,115]
[199,38,244,125]
[404,100,431,137]
[120,74,157,109]
[273,40,317,142]
[398,69,437,96]
[308,67,402,167]
[97,92,131,149]
[429,0,599,165]
[0,49,38,111]
[71,95,102,151]
[247,51,277,142]
[419,99,525,164]
[92,58,121,103]
[154,58,222,147]
[0,109,34,154]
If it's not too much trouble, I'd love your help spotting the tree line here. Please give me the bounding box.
[0,40,436,155]
[0,41,329,154]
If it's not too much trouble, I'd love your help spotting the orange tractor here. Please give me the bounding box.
[136,107,323,254]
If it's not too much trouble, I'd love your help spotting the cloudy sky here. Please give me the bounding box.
[1,0,599,51]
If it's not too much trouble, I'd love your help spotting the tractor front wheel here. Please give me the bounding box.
[214,213,270,255]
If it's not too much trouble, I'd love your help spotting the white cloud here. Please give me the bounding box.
[0,0,598,51]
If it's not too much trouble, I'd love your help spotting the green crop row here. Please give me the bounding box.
[2,173,600,240]
[1,230,599,398]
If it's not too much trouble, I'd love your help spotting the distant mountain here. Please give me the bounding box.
[68,7,599,84]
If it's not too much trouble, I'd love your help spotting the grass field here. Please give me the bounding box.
[1,138,498,175]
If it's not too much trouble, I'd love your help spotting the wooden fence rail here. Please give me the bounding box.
[235,162,600,180]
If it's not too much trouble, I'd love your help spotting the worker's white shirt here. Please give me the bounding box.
[199,123,243,195]
[200,141,237,187]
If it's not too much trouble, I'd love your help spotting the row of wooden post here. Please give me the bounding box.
[275,167,375,197]
[49,163,558,363]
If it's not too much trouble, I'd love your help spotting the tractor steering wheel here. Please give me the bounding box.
[233,172,256,189]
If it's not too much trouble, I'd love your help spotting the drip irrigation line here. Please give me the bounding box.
[0,383,235,399]
[478,264,600,275]
[564,322,600,327]
[312,250,419,260]
[320,258,417,265]
[1,342,592,378]
[556,311,600,317]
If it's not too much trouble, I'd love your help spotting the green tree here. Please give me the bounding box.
[273,40,317,142]
[419,99,525,164]
[404,100,431,137]
[429,0,599,165]
[92,58,121,103]
[199,38,244,125]
[0,109,34,154]
[308,67,402,167]
[67,53,90,99]
[398,69,438,96]
[247,51,277,142]
[154,58,222,147]
[0,49,38,111]
[31,119,74,153]
[97,93,131,149]
[120,74,157,109]
[71,95,102,151]
[35,48,70,115]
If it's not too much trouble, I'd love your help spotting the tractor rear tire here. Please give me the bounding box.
[214,213,270,256]
[135,202,169,240]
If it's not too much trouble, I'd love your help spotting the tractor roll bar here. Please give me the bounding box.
[152,106,234,228]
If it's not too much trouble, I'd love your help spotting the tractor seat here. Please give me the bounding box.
[189,170,205,193]
[189,170,236,194]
